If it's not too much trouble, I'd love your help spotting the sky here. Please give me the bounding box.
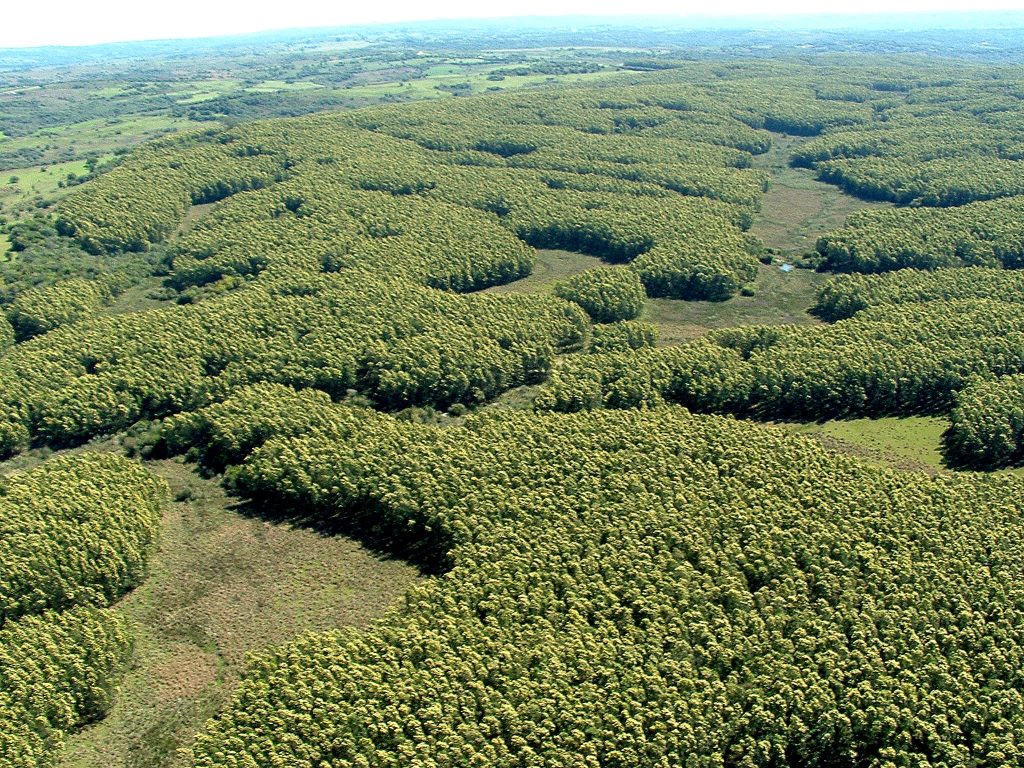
[3,0,1024,48]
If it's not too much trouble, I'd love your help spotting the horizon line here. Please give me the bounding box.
[3,9,1024,53]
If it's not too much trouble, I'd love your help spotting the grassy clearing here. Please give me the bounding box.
[0,232,11,261]
[0,437,421,768]
[782,416,948,474]
[167,79,244,98]
[482,250,822,344]
[246,80,324,93]
[102,278,170,316]
[1,115,185,151]
[0,158,93,216]
[782,417,1024,479]
[647,262,826,346]
[484,248,608,295]
[175,92,223,105]
[59,457,421,768]
[425,64,464,76]
[751,134,886,258]
[485,384,543,412]
[174,202,216,237]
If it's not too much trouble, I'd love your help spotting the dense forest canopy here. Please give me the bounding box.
[3,33,1024,768]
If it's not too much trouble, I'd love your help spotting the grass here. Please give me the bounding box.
[646,263,826,346]
[167,79,244,98]
[485,384,543,412]
[0,232,10,261]
[751,134,886,258]
[425,64,464,76]
[174,92,224,105]
[175,202,216,237]
[782,416,949,474]
[481,250,823,345]
[246,80,324,93]
[1,115,188,154]
[782,416,1024,479]
[484,248,608,295]
[58,456,421,768]
[0,158,93,216]
[0,435,421,768]
[103,278,170,316]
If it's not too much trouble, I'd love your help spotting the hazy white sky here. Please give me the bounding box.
[3,0,1024,48]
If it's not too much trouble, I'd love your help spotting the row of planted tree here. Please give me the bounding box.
[3,57,1024,768]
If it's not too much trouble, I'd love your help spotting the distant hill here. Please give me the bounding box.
[3,11,1024,71]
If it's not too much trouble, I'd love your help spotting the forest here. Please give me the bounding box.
[3,20,1024,768]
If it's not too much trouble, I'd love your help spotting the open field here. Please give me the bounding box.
[0,115,191,166]
[1,159,91,215]
[647,262,826,345]
[783,416,1024,478]
[484,251,826,349]
[752,134,886,258]
[57,456,421,768]
[483,248,608,295]
[246,80,325,93]
[782,416,948,473]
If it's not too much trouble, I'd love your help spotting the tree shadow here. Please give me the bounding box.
[227,493,453,577]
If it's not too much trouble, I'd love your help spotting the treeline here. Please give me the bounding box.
[815,195,1024,273]
[55,132,290,253]
[0,453,167,765]
[947,375,1024,469]
[553,268,645,323]
[536,298,1024,420]
[816,268,1024,467]
[790,92,1024,206]
[812,266,1024,321]
[173,397,1024,767]
[816,156,1024,206]
[587,319,657,353]
[0,272,588,456]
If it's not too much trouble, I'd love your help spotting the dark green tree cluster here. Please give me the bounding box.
[179,403,1024,767]
[587,320,658,353]
[813,266,1024,321]
[0,273,587,455]
[169,178,537,293]
[815,195,1024,273]
[947,375,1024,468]
[6,278,113,341]
[537,298,1024,420]
[0,453,167,766]
[554,267,646,323]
